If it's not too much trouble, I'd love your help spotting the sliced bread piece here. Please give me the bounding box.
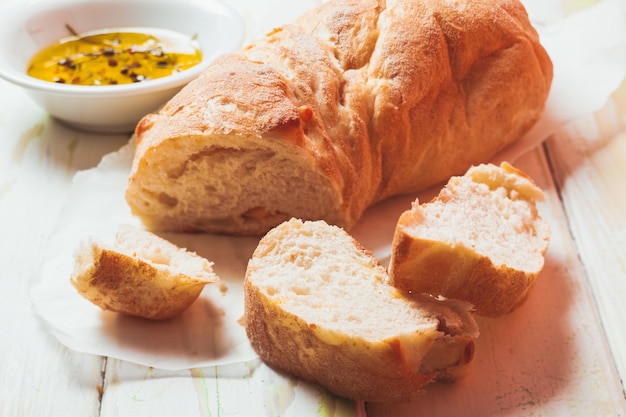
[71,224,218,320]
[243,218,478,403]
[389,162,551,317]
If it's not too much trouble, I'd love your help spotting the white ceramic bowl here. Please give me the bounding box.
[0,0,245,133]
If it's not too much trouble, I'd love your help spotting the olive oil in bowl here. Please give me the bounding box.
[27,27,202,86]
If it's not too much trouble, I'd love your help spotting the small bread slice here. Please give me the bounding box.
[71,225,218,320]
[389,162,550,317]
[243,218,478,403]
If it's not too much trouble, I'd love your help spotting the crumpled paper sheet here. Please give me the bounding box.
[30,0,626,370]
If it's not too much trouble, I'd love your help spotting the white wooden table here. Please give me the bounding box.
[1,0,626,416]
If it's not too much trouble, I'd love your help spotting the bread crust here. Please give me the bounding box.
[126,0,553,235]
[245,282,435,403]
[71,227,218,320]
[388,163,551,317]
[390,232,539,317]
[243,218,478,403]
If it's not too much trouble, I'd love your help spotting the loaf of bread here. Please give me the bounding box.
[388,162,550,317]
[70,225,218,320]
[125,0,553,235]
[243,218,479,403]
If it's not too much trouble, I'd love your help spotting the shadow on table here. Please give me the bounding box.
[366,250,580,417]
[99,293,235,365]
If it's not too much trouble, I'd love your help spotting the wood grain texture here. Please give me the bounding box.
[0,84,107,417]
[0,0,625,416]
[367,147,626,416]
[545,78,626,395]
[99,359,358,417]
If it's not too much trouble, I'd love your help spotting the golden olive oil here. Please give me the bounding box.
[27,27,202,86]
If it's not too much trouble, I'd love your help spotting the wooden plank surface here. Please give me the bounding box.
[100,359,359,417]
[1,0,625,416]
[545,78,626,391]
[0,82,126,417]
[367,146,626,416]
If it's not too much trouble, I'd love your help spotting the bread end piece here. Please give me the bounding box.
[389,162,551,317]
[244,218,478,403]
[70,225,218,320]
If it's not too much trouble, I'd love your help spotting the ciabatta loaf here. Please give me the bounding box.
[243,218,478,403]
[388,162,550,317]
[125,0,553,235]
[71,225,218,320]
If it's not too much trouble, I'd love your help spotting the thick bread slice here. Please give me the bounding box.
[71,225,218,320]
[388,162,551,317]
[125,0,552,235]
[244,218,478,403]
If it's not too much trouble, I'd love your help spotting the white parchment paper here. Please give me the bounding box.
[31,141,266,369]
[30,0,626,370]
[496,0,626,163]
